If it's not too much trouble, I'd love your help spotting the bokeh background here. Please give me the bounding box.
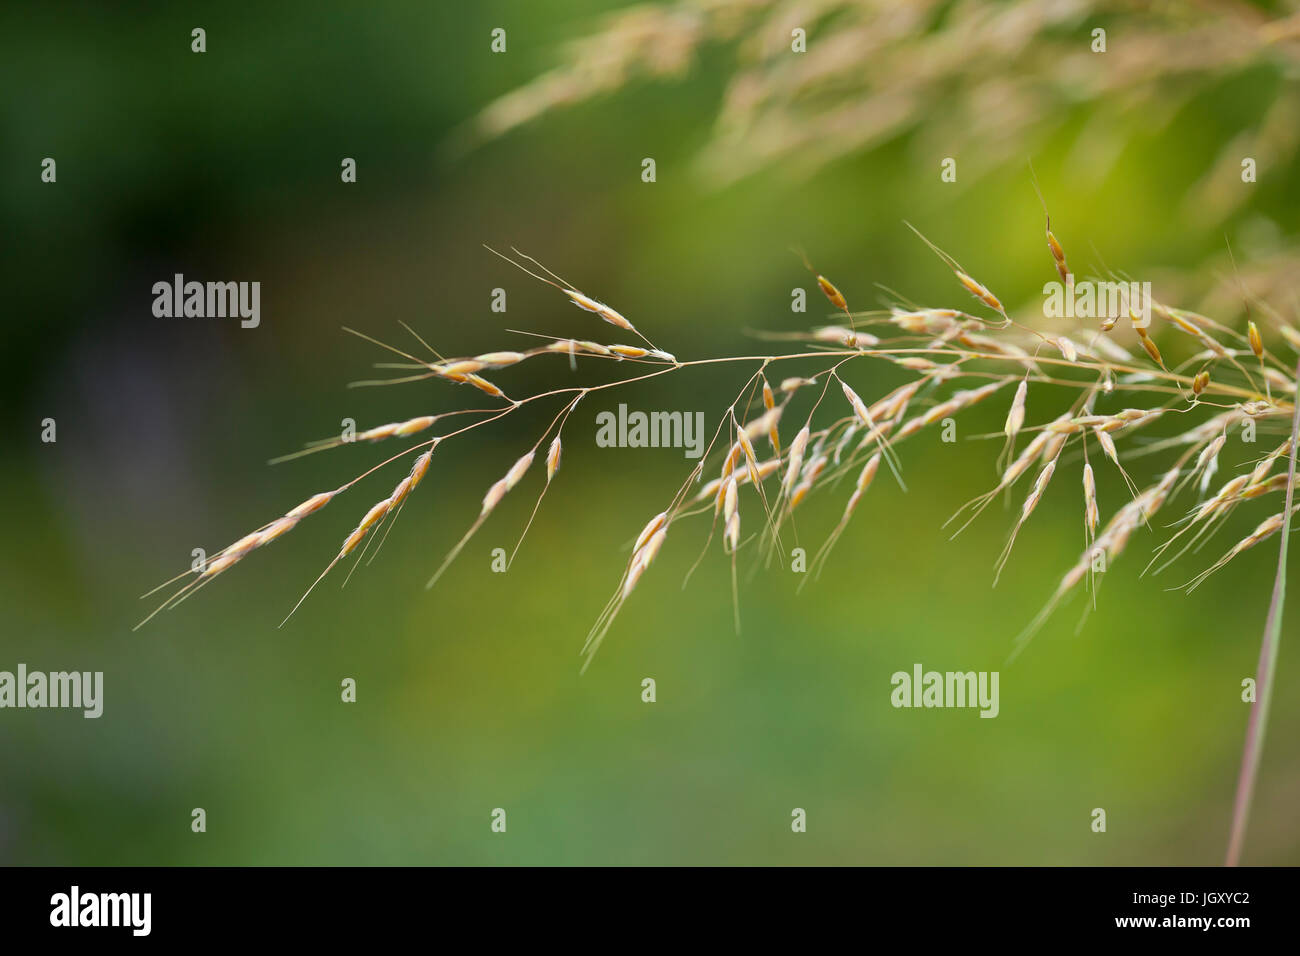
[2,0,1299,865]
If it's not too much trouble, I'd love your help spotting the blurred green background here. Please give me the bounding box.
[1,1,1298,865]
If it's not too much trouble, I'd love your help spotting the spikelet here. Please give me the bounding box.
[956,271,1003,314]
[1186,509,1293,593]
[722,477,740,552]
[546,435,562,482]
[1047,229,1070,286]
[890,308,959,335]
[623,526,667,599]
[504,451,534,489]
[1082,463,1098,536]
[1248,321,1264,359]
[1195,434,1226,496]
[783,426,810,499]
[841,381,872,424]
[1136,327,1164,368]
[633,511,669,554]
[994,446,1062,584]
[815,326,879,348]
[355,416,438,442]
[436,360,484,377]
[847,453,882,515]
[608,344,649,359]
[465,374,505,398]
[565,289,634,332]
[340,499,393,558]
[482,451,535,515]
[194,488,338,585]
[735,424,761,487]
[474,351,527,368]
[816,275,848,312]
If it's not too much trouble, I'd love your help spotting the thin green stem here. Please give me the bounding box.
[1225,355,1300,866]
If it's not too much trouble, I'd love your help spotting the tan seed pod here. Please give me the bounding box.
[720,442,741,481]
[339,498,394,557]
[201,552,241,579]
[258,517,299,545]
[1248,321,1264,359]
[722,478,740,551]
[608,344,649,359]
[1083,464,1098,536]
[465,374,505,398]
[481,478,509,516]
[565,289,634,332]
[1046,420,1084,435]
[623,526,667,599]
[815,326,879,348]
[388,476,415,509]
[410,448,434,487]
[783,425,811,498]
[504,451,535,490]
[633,511,668,553]
[287,491,335,519]
[396,416,437,437]
[1136,328,1164,367]
[871,381,922,422]
[856,453,882,493]
[474,351,526,367]
[741,407,781,442]
[762,379,775,411]
[1023,460,1057,518]
[816,275,847,312]
[225,530,266,558]
[841,382,873,426]
[1005,380,1027,439]
[956,271,1003,313]
[894,357,938,371]
[890,309,959,335]
[1194,434,1226,475]
[696,476,722,502]
[1192,370,1210,395]
[546,435,562,482]
[789,480,812,509]
[1243,474,1289,498]
[724,511,740,553]
[1094,428,1119,466]
[735,428,760,486]
[1047,230,1069,283]
[359,423,400,441]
